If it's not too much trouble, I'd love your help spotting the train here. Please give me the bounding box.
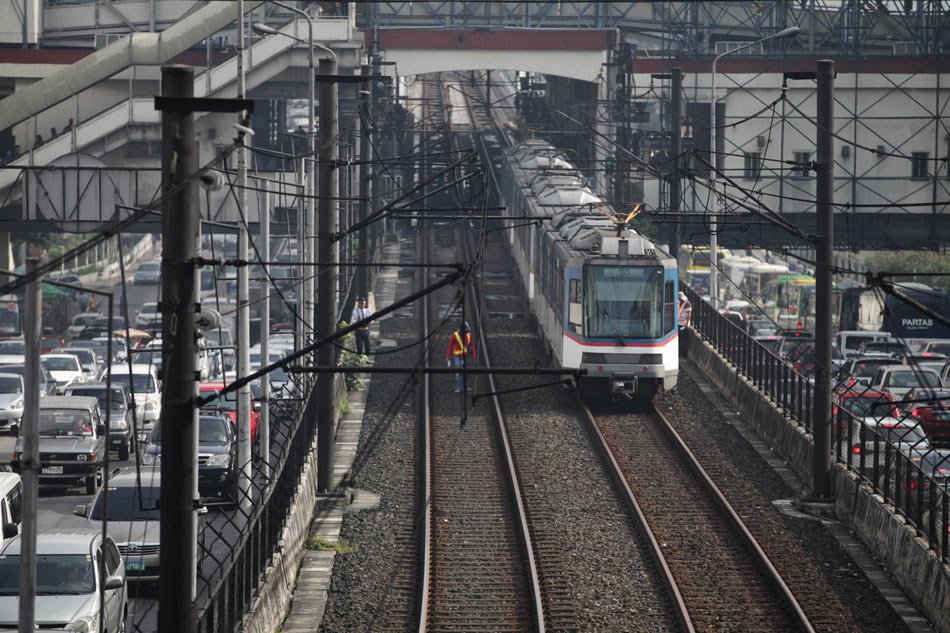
[496,139,679,400]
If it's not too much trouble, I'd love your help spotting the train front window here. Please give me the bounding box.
[585,266,663,340]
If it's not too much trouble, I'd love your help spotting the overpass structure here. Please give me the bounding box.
[0,0,947,245]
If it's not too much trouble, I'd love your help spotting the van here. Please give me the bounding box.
[835,330,893,359]
[0,472,22,541]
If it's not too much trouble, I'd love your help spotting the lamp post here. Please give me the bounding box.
[252,12,314,351]
[709,26,799,310]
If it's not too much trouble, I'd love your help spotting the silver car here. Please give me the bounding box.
[0,529,128,631]
[0,373,23,435]
[74,469,206,582]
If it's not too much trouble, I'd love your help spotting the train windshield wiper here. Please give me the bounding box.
[602,310,626,346]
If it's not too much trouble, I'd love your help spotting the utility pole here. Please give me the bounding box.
[235,0,253,517]
[260,186,271,483]
[358,64,372,299]
[157,64,199,633]
[812,59,835,499]
[317,55,339,492]
[669,67,682,258]
[18,243,41,633]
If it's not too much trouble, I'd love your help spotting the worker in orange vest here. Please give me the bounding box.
[445,322,476,393]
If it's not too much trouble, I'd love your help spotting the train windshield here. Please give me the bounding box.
[585,265,664,339]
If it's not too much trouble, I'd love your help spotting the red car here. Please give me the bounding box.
[39,334,65,355]
[905,387,950,447]
[198,382,260,442]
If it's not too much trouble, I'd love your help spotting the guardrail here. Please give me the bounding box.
[682,283,949,564]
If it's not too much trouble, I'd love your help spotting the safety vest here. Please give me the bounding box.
[451,331,472,356]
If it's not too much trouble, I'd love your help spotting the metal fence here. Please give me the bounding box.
[683,284,950,564]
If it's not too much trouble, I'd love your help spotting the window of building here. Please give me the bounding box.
[911,152,929,179]
[743,152,762,179]
[791,151,811,178]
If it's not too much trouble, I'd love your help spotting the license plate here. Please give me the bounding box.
[126,560,145,572]
[42,466,63,474]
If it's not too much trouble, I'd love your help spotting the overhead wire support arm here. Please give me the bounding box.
[196,266,466,406]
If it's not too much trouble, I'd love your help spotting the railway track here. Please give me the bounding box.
[586,402,817,632]
[414,74,544,633]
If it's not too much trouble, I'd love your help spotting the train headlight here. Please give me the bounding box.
[582,353,607,364]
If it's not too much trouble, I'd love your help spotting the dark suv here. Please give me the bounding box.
[12,396,106,494]
[63,383,134,460]
[142,414,237,500]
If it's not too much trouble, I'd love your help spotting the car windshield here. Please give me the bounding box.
[41,356,80,372]
[139,263,159,272]
[844,396,895,419]
[0,342,24,354]
[72,315,97,327]
[200,389,236,413]
[0,376,21,394]
[140,304,158,314]
[886,371,940,388]
[67,388,125,409]
[109,373,156,393]
[90,486,160,521]
[39,410,93,437]
[855,360,897,377]
[881,423,927,445]
[0,554,96,595]
[204,330,232,346]
[63,349,93,364]
[199,416,230,444]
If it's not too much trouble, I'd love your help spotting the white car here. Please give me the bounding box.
[0,373,23,435]
[135,301,161,330]
[55,347,100,383]
[133,260,161,285]
[107,364,162,425]
[0,529,128,631]
[867,365,942,402]
[40,353,85,392]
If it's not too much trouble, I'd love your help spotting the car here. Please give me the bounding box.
[203,328,235,372]
[105,364,161,427]
[905,387,950,447]
[50,273,81,286]
[837,355,904,389]
[753,334,781,354]
[777,330,815,360]
[835,330,894,359]
[0,373,24,435]
[39,334,64,355]
[920,340,950,356]
[133,260,161,285]
[142,414,237,499]
[0,529,128,631]
[73,470,206,581]
[63,383,135,460]
[66,312,102,341]
[0,363,56,397]
[40,353,85,392]
[76,316,126,341]
[11,396,106,494]
[857,340,908,359]
[198,382,260,442]
[135,301,161,330]
[0,472,23,544]
[867,365,942,402]
[54,347,100,382]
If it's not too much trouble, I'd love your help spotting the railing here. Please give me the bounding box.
[683,283,950,564]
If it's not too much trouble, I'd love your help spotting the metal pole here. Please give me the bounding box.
[260,186,271,483]
[317,56,339,492]
[305,11,316,352]
[17,244,41,633]
[812,59,835,499]
[358,64,372,299]
[158,64,199,633]
[236,0,253,517]
[709,58,719,310]
[669,67,682,258]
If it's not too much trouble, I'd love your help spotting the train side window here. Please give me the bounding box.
[556,265,564,322]
[568,279,582,334]
[663,281,676,333]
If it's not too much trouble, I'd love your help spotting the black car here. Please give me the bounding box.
[62,383,134,460]
[142,415,237,500]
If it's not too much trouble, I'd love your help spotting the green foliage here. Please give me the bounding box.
[338,320,368,391]
[863,251,950,293]
[305,536,355,554]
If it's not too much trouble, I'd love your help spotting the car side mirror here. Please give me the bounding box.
[1,522,17,538]
[104,575,125,590]
[73,504,89,518]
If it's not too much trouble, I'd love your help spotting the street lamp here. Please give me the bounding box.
[709,25,799,310]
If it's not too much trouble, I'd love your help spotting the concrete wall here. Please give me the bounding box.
[686,328,950,633]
